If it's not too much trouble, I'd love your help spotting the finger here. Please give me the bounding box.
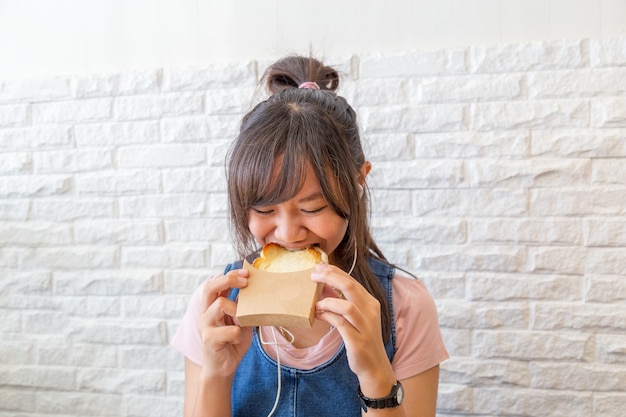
[311,264,364,301]
[200,269,249,312]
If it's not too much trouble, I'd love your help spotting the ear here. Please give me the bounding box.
[358,161,371,187]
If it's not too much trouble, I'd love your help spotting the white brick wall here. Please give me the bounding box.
[1,37,625,417]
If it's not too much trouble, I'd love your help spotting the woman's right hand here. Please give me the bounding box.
[197,268,252,380]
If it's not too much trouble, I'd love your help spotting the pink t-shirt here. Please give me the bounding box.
[171,272,448,380]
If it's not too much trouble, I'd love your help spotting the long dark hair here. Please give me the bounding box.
[226,56,392,342]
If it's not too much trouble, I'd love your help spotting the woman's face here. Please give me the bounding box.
[247,162,348,262]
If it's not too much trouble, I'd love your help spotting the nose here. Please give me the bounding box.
[273,213,307,244]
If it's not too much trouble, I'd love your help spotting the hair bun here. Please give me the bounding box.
[263,56,339,95]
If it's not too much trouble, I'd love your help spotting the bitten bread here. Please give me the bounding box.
[236,244,328,328]
[252,243,328,272]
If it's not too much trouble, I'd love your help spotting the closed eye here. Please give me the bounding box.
[302,206,327,214]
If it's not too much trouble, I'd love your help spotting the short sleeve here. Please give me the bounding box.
[391,274,449,380]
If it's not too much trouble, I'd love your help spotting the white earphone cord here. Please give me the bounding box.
[259,246,357,416]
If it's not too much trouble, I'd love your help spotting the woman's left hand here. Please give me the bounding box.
[311,263,393,385]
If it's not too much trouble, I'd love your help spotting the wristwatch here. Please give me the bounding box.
[358,381,404,411]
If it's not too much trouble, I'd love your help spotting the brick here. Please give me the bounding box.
[468,218,583,245]
[468,273,582,302]
[365,133,414,161]
[529,362,626,391]
[415,131,529,158]
[370,189,413,216]
[162,167,226,193]
[592,98,626,128]
[436,383,472,414]
[371,217,466,245]
[122,295,187,320]
[585,218,626,246]
[0,221,73,246]
[23,247,118,269]
[35,391,122,415]
[0,126,71,150]
[74,121,160,147]
[530,188,594,216]
[160,114,240,142]
[119,346,181,372]
[54,269,162,296]
[585,275,626,303]
[593,393,626,417]
[531,128,626,157]
[419,273,466,300]
[0,77,71,103]
[441,357,529,387]
[597,334,626,364]
[0,175,72,198]
[465,158,590,187]
[589,37,626,67]
[360,103,467,133]
[0,152,31,174]
[471,100,589,131]
[439,301,528,330]
[32,198,116,221]
[0,309,21,332]
[32,98,113,124]
[410,245,525,273]
[162,61,257,91]
[0,388,35,412]
[0,366,76,390]
[0,200,30,221]
[33,149,113,173]
[412,189,527,217]
[121,245,207,268]
[469,39,585,73]
[115,92,204,121]
[77,368,166,394]
[164,218,227,242]
[351,78,412,107]
[533,302,626,332]
[472,387,592,417]
[205,87,256,114]
[123,395,182,417]
[119,194,207,218]
[0,342,34,365]
[0,103,29,127]
[528,246,586,274]
[117,144,206,169]
[38,343,118,368]
[528,68,626,99]
[70,320,167,345]
[74,219,161,245]
[592,159,626,185]
[74,69,161,97]
[473,331,592,361]
[371,160,463,189]
[585,248,626,275]
[421,73,523,104]
[76,170,161,196]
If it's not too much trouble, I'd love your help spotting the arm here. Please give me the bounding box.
[182,269,253,417]
[312,264,442,417]
[184,358,233,417]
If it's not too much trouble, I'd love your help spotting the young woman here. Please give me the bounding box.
[171,56,448,417]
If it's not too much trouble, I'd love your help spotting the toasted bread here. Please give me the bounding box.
[252,243,328,272]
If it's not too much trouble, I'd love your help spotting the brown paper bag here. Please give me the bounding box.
[235,260,324,328]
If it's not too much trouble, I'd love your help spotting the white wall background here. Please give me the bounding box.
[1,0,626,80]
[1,1,626,417]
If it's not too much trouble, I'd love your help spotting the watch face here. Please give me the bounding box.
[396,383,404,404]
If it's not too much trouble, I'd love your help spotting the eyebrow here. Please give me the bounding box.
[298,192,325,204]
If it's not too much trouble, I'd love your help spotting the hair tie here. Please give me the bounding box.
[298,81,320,90]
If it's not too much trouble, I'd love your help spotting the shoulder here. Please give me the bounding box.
[392,272,438,314]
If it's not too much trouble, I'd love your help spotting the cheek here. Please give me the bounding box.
[247,215,268,243]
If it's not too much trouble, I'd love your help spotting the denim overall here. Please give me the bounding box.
[226,257,396,417]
